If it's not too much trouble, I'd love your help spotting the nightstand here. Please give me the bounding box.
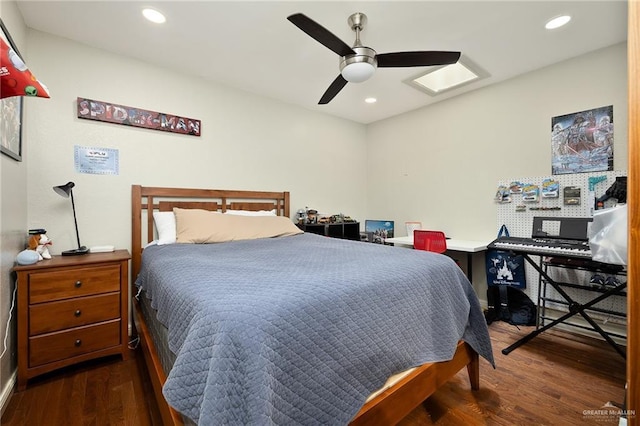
[13,250,130,390]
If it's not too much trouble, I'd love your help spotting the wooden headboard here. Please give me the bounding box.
[131,185,290,277]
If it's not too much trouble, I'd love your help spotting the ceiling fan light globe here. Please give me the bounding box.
[340,47,377,83]
[341,62,376,83]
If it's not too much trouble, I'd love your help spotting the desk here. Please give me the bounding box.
[384,236,489,283]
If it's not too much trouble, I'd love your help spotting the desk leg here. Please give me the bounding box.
[449,250,474,283]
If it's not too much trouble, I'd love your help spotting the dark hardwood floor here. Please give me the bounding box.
[1,321,626,425]
[399,321,626,425]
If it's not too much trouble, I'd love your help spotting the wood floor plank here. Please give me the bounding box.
[1,321,626,425]
[107,364,126,426]
[42,373,66,423]
[25,373,50,425]
[70,368,88,425]
[83,363,106,424]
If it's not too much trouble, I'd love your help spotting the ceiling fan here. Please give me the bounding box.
[287,12,461,104]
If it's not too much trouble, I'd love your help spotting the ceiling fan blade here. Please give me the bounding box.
[319,75,348,104]
[287,13,355,57]
[377,51,461,68]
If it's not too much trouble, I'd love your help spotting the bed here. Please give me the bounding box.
[130,185,494,425]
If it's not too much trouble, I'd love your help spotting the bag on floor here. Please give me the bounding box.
[485,285,536,326]
[485,224,527,289]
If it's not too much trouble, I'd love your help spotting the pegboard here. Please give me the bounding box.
[495,170,627,238]
[494,170,628,327]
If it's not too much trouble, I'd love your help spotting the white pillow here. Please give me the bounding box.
[153,211,177,245]
[225,209,276,216]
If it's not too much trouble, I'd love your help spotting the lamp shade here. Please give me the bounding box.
[53,181,75,198]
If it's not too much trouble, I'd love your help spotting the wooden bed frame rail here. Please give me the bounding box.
[130,184,480,425]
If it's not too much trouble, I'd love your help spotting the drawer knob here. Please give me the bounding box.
[74,280,82,288]
[74,339,82,347]
[74,310,82,317]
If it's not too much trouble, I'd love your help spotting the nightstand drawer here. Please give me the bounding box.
[29,265,120,304]
[29,293,121,335]
[29,320,121,367]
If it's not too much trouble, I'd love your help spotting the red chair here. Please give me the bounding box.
[413,230,447,254]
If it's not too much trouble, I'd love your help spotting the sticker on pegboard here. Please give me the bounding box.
[564,186,581,205]
[522,184,540,202]
[494,185,511,203]
[542,178,559,198]
[509,181,524,194]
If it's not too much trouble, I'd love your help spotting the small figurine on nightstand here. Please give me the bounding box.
[28,231,52,260]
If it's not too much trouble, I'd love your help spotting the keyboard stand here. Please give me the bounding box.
[501,252,627,359]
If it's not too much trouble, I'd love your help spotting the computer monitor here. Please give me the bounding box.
[364,220,394,244]
[531,216,592,241]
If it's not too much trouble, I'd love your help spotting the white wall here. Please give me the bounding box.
[366,43,628,287]
[0,0,28,413]
[23,30,367,255]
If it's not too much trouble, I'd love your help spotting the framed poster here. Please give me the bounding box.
[551,105,613,175]
[0,19,23,161]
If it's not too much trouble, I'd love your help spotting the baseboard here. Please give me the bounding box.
[0,369,16,418]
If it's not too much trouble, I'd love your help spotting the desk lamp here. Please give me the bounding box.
[53,181,89,256]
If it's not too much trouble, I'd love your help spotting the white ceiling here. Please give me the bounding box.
[16,1,628,124]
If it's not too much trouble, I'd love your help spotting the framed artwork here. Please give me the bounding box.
[551,105,613,175]
[0,19,23,161]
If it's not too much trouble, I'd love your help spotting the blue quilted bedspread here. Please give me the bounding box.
[135,233,494,425]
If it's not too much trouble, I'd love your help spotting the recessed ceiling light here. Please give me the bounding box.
[545,15,571,30]
[142,8,166,24]
[365,97,377,104]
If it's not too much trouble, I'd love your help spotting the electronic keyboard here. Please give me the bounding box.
[488,236,592,259]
